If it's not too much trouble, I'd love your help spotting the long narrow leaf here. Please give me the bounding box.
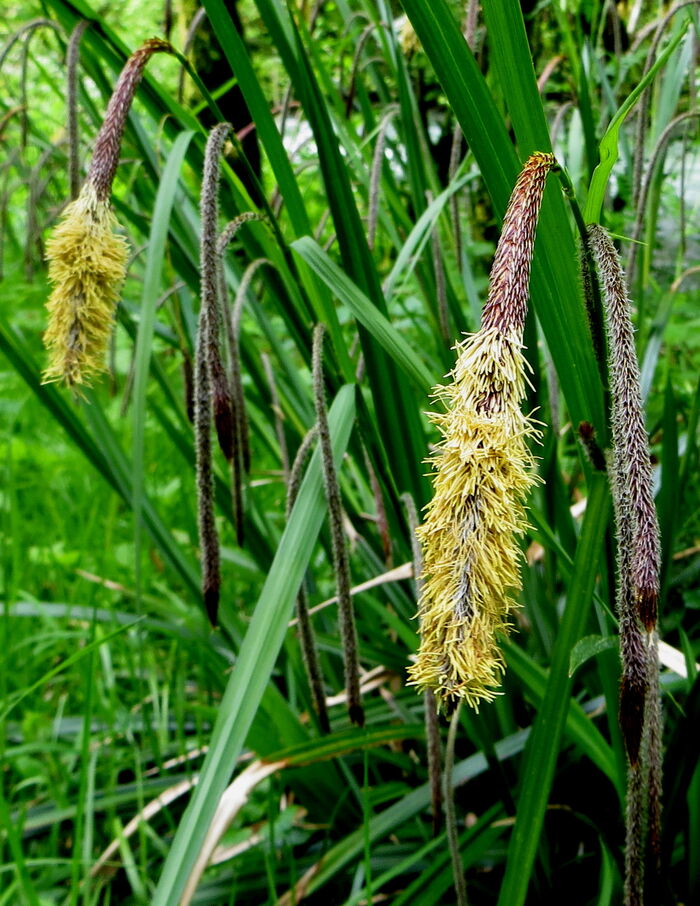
[497,475,611,906]
[152,384,356,905]
[400,0,607,435]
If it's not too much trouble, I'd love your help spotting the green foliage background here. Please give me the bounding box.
[0,0,698,904]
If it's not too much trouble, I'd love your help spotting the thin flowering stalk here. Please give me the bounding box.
[0,151,21,282]
[344,23,375,117]
[26,144,61,282]
[587,224,663,906]
[217,212,266,258]
[287,428,330,734]
[194,323,220,626]
[367,106,398,251]
[607,447,648,766]
[1,20,61,148]
[409,152,556,709]
[362,444,391,566]
[444,701,468,906]
[587,225,661,633]
[426,189,450,346]
[313,324,363,726]
[447,1,478,275]
[624,746,646,906]
[578,421,607,473]
[403,491,442,833]
[448,123,464,271]
[645,637,663,866]
[220,256,273,542]
[631,1,697,207]
[0,106,25,142]
[217,212,266,543]
[194,122,234,624]
[464,0,480,51]
[210,344,235,463]
[176,6,207,103]
[43,38,173,387]
[229,258,274,474]
[424,688,442,836]
[288,426,319,519]
[182,349,195,424]
[66,20,90,201]
[0,19,61,71]
[19,27,43,147]
[628,111,699,284]
[262,352,290,481]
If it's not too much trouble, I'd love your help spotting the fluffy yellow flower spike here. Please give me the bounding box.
[409,151,556,709]
[42,39,172,387]
[43,184,128,386]
[408,328,540,707]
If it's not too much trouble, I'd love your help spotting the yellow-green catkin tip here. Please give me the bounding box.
[407,328,540,709]
[42,183,128,386]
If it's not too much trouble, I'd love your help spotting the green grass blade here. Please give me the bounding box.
[390,811,505,906]
[293,237,434,391]
[502,639,622,799]
[583,24,688,223]
[200,0,309,235]
[293,729,530,898]
[0,618,145,722]
[151,384,356,905]
[131,130,194,590]
[400,0,606,436]
[497,475,611,906]
[0,319,200,596]
[0,796,41,906]
[481,0,553,156]
[200,0,354,381]
[265,724,425,766]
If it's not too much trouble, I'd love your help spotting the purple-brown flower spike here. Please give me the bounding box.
[409,152,556,708]
[587,225,661,633]
[481,152,556,334]
[587,226,664,906]
[43,39,173,387]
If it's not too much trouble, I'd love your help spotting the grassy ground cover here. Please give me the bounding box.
[0,1,698,903]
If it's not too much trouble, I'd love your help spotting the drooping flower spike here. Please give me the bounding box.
[586,224,662,906]
[43,39,173,387]
[409,152,556,709]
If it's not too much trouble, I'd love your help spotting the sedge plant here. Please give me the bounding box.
[0,2,696,905]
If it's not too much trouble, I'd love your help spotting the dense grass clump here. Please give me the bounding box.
[0,1,698,905]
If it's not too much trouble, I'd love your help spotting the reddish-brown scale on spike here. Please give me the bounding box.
[481,152,556,335]
[587,225,660,633]
[89,39,173,201]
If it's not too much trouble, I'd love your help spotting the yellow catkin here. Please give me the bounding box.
[408,151,555,709]
[42,183,128,386]
[42,39,171,387]
[408,327,540,709]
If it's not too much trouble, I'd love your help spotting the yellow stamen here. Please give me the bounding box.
[408,328,540,709]
[42,183,128,386]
